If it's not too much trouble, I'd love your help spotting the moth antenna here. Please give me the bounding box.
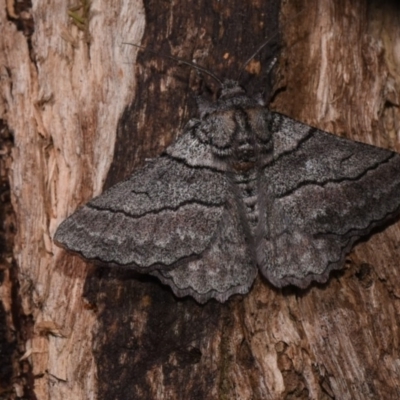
[237,8,306,82]
[238,32,280,81]
[123,42,223,86]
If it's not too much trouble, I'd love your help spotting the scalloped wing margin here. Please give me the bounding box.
[55,156,230,271]
[258,115,400,287]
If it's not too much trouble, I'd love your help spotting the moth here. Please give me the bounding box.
[55,79,400,303]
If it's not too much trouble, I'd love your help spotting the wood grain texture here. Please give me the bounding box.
[269,0,400,398]
[1,0,145,398]
[2,0,400,398]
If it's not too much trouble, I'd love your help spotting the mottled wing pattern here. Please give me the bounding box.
[258,112,400,288]
[151,192,257,303]
[55,154,257,301]
[55,156,228,270]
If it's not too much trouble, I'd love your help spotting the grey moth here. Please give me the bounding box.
[55,80,400,303]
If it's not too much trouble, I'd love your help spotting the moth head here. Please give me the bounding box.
[219,80,247,99]
[196,80,266,117]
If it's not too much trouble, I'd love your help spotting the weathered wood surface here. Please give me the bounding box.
[1,0,400,398]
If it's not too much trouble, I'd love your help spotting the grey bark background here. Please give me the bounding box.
[1,0,400,399]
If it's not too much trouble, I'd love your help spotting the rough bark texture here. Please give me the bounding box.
[1,0,400,399]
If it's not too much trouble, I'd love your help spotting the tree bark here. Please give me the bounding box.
[2,0,400,399]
